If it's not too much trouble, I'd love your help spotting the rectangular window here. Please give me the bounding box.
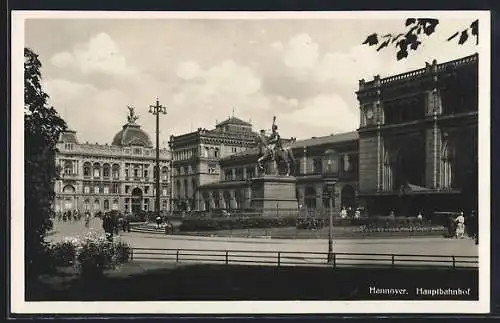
[94,186,100,194]
[133,148,142,155]
[134,169,139,177]
[125,169,129,178]
[145,186,150,194]
[112,183,119,194]
[125,185,130,194]
[144,169,149,178]
[143,198,149,211]
[84,186,90,194]
[103,186,109,194]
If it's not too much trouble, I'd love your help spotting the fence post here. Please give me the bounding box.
[333,253,336,269]
[225,251,229,264]
[391,255,395,268]
[278,252,281,267]
[176,249,179,263]
[452,256,456,269]
[130,249,134,261]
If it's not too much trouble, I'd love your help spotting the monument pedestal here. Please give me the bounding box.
[250,175,298,212]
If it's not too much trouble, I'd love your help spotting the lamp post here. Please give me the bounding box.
[323,149,338,264]
[149,98,167,216]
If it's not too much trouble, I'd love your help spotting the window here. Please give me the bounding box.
[312,158,322,174]
[125,185,130,194]
[162,167,168,181]
[143,198,149,211]
[103,186,109,194]
[144,169,149,178]
[84,199,90,210]
[144,186,150,194]
[112,165,120,179]
[235,168,244,180]
[103,200,110,211]
[84,186,90,194]
[64,143,73,150]
[225,170,233,181]
[94,199,100,210]
[112,183,120,194]
[133,148,142,155]
[162,200,168,210]
[103,165,110,178]
[84,166,91,177]
[134,168,139,178]
[162,186,168,196]
[94,186,100,194]
[112,199,119,210]
[214,148,219,158]
[232,147,237,153]
[246,166,255,179]
[125,169,129,178]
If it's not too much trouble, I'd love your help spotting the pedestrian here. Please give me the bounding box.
[340,206,347,219]
[102,214,114,242]
[155,215,162,229]
[455,211,466,239]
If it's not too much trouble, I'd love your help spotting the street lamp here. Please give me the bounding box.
[323,149,338,264]
[149,98,167,216]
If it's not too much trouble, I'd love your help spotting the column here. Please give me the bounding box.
[230,190,237,209]
[315,185,322,210]
[302,147,307,174]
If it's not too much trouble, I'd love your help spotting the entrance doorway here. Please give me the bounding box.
[131,187,143,214]
[341,184,356,209]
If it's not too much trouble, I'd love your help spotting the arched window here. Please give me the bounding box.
[103,199,110,210]
[64,160,73,175]
[162,166,168,181]
[112,164,120,179]
[84,199,90,210]
[94,199,100,210]
[62,185,75,194]
[112,199,119,210]
[83,162,91,177]
[93,163,101,178]
[103,163,111,178]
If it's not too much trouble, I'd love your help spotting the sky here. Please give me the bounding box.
[24,14,479,146]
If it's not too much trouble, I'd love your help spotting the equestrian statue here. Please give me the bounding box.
[255,116,296,176]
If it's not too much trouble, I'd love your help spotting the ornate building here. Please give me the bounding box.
[168,117,257,211]
[54,109,171,214]
[356,53,478,216]
[197,131,359,213]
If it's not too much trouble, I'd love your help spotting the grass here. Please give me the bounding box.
[28,261,478,301]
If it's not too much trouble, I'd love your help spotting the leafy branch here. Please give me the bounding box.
[362,18,479,60]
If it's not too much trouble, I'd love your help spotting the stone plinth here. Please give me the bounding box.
[250,175,298,212]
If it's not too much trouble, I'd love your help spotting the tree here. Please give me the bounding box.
[24,48,67,276]
[362,18,479,60]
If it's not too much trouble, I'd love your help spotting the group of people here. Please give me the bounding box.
[54,209,93,227]
[102,211,131,242]
[339,206,361,219]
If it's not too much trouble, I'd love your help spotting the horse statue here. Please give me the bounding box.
[255,131,296,176]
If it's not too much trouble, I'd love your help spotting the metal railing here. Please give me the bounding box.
[130,247,478,269]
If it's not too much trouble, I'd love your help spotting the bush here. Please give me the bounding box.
[179,216,297,232]
[48,232,132,277]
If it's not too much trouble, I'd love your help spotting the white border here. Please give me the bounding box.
[11,10,491,314]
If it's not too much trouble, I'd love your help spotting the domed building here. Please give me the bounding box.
[53,107,171,215]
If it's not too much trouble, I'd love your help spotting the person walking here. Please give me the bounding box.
[102,214,114,242]
[455,211,466,239]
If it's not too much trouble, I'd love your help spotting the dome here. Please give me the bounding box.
[112,123,153,147]
[59,130,79,144]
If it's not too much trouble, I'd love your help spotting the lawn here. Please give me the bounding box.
[28,261,478,301]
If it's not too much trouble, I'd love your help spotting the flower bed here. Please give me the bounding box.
[49,231,132,277]
[179,216,297,232]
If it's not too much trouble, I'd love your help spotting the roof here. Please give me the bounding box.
[59,130,79,144]
[288,131,359,148]
[112,123,153,147]
[221,131,359,161]
[216,117,251,127]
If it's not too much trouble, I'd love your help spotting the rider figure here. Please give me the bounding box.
[268,121,281,160]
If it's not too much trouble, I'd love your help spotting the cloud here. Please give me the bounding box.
[270,41,283,51]
[283,33,319,71]
[176,61,201,80]
[50,32,139,76]
[282,94,359,137]
[50,51,74,68]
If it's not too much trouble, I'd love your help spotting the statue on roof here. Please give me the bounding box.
[127,105,139,124]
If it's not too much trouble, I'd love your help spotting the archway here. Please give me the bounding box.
[131,187,143,214]
[341,185,355,209]
[62,185,75,194]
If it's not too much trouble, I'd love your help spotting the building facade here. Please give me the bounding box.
[197,131,359,213]
[168,117,258,211]
[54,112,171,214]
[356,53,478,216]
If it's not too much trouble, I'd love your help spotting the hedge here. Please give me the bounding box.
[180,215,445,232]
